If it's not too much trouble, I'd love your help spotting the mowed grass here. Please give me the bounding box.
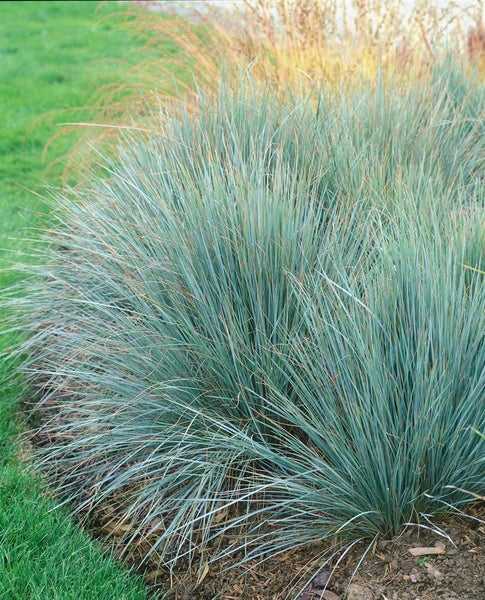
[1,0,139,272]
[0,2,161,598]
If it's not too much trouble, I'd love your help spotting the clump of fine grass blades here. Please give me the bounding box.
[9,66,485,592]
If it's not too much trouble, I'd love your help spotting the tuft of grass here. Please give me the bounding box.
[7,64,484,595]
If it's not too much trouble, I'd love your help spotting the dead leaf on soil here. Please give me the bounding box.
[195,563,210,587]
[408,546,446,556]
[213,508,229,523]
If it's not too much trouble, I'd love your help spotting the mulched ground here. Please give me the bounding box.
[129,505,484,600]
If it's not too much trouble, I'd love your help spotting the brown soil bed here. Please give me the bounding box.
[129,506,484,600]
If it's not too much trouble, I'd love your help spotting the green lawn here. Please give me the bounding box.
[1,1,140,274]
[0,2,160,597]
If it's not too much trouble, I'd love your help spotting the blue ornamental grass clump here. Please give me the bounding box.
[9,67,485,588]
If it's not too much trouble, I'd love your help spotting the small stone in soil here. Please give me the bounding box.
[346,583,374,600]
[320,591,341,600]
[313,571,331,588]
[401,560,413,573]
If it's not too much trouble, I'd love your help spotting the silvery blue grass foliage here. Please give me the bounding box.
[7,67,485,589]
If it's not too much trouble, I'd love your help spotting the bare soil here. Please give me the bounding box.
[139,505,484,600]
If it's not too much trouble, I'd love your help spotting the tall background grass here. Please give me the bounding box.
[54,0,485,175]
